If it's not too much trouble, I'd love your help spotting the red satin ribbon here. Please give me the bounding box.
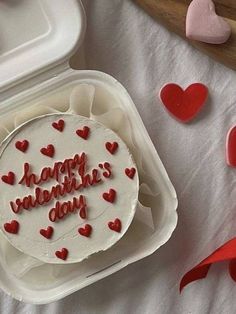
[180,237,236,292]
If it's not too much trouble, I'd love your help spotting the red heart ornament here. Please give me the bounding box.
[105,142,118,154]
[226,126,236,167]
[52,119,65,132]
[78,224,92,237]
[1,171,15,185]
[40,144,55,158]
[4,220,19,234]
[103,188,116,203]
[55,248,68,260]
[15,140,29,152]
[40,226,54,239]
[125,167,136,179]
[159,83,208,123]
[108,218,121,233]
[76,126,90,139]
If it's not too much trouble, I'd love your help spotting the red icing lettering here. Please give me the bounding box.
[103,162,112,178]
[49,195,86,222]
[10,199,23,213]
[19,153,86,187]
[10,152,113,223]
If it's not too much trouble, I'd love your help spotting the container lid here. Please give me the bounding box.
[0,0,85,92]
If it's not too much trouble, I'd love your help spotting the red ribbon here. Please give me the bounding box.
[180,237,236,292]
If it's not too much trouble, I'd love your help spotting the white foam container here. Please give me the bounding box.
[0,0,178,304]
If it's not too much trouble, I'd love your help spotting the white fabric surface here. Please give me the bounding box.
[1,0,236,313]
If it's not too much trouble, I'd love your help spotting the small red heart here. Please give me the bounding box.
[105,142,118,154]
[226,126,236,167]
[52,119,65,132]
[40,144,55,158]
[4,220,19,234]
[159,83,208,123]
[103,188,116,203]
[15,140,29,152]
[1,172,15,185]
[40,226,54,239]
[76,126,90,139]
[55,248,68,260]
[108,218,121,233]
[78,224,92,237]
[125,167,136,179]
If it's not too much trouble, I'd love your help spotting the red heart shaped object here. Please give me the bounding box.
[52,119,65,132]
[108,218,121,233]
[40,226,54,239]
[103,188,116,203]
[105,142,118,154]
[4,220,19,234]
[55,248,68,260]
[159,83,208,123]
[78,224,92,237]
[40,144,55,158]
[15,140,29,152]
[125,167,136,179]
[1,171,15,185]
[226,126,236,167]
[76,126,90,139]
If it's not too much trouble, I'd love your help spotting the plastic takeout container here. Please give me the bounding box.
[0,0,178,304]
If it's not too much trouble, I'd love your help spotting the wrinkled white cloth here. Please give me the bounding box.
[1,0,236,313]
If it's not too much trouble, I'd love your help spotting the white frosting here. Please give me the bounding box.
[0,114,139,264]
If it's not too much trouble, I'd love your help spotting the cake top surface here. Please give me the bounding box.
[0,113,139,264]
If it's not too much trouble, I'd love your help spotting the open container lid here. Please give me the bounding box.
[0,0,86,93]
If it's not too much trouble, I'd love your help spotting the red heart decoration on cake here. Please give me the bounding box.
[76,126,90,139]
[40,144,55,158]
[125,167,136,179]
[159,83,208,123]
[108,218,121,233]
[105,142,118,154]
[40,226,54,239]
[52,119,65,132]
[1,171,15,185]
[226,126,236,167]
[78,224,92,237]
[4,220,19,234]
[15,140,29,152]
[55,248,68,260]
[103,188,116,203]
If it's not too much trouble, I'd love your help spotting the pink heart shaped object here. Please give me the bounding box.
[186,0,231,44]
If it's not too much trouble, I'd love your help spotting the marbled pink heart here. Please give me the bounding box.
[186,0,231,44]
